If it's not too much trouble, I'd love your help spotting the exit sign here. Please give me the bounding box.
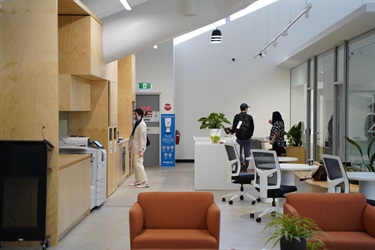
[138,82,152,90]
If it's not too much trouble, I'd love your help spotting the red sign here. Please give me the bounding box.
[140,106,152,117]
[164,103,172,111]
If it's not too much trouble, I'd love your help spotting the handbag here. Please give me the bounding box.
[312,164,327,181]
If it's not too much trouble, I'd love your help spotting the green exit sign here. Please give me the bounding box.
[138,82,152,90]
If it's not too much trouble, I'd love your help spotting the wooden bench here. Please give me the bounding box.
[294,171,359,193]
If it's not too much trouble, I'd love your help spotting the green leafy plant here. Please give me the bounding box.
[285,121,303,146]
[344,136,375,172]
[209,135,221,144]
[197,112,230,130]
[264,214,329,250]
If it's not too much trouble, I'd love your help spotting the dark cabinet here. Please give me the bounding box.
[0,140,53,247]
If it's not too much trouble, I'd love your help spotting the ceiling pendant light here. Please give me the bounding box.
[211,28,222,43]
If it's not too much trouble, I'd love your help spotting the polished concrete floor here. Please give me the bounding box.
[3,163,312,250]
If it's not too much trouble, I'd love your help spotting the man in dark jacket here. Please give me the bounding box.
[230,103,254,172]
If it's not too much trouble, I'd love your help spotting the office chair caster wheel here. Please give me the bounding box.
[271,211,276,217]
[229,200,233,205]
[257,198,261,202]
[250,213,254,218]
[240,195,244,200]
[251,200,256,205]
[222,197,226,202]
[256,218,261,223]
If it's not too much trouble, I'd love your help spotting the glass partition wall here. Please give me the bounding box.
[316,51,334,160]
[347,30,375,165]
[290,29,375,164]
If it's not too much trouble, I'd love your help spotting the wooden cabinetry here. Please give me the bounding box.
[58,15,104,79]
[108,81,118,126]
[59,74,90,111]
[118,55,136,137]
[58,154,91,239]
[286,146,306,164]
[106,126,119,196]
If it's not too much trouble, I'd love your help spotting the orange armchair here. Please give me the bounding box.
[284,193,375,250]
[129,191,220,249]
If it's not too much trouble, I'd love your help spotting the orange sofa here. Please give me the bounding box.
[129,191,220,249]
[284,193,375,250]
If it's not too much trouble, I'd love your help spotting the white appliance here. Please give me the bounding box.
[60,136,90,147]
[59,137,106,209]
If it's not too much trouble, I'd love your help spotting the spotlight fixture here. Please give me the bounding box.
[258,51,266,58]
[211,28,222,43]
[254,2,312,59]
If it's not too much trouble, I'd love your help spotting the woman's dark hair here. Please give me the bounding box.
[272,111,283,124]
[134,108,144,117]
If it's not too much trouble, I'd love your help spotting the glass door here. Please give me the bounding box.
[315,50,334,161]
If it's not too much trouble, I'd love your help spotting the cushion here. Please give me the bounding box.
[132,229,218,249]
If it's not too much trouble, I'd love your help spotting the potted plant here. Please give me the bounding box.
[197,112,230,143]
[264,214,329,250]
[286,121,303,146]
[285,121,306,163]
[344,136,375,172]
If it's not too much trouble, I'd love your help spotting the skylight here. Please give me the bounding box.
[173,0,278,45]
[230,0,278,21]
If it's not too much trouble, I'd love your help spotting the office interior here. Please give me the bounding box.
[0,0,374,249]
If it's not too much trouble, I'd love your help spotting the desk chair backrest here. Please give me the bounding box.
[322,154,349,193]
[251,149,281,198]
[224,144,241,182]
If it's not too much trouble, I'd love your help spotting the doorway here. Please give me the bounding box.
[136,93,160,167]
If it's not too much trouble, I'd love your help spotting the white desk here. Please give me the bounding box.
[194,139,238,190]
[279,163,318,186]
[278,157,298,162]
[346,172,375,200]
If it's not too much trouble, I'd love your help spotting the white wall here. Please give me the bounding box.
[136,40,175,114]
[136,0,373,160]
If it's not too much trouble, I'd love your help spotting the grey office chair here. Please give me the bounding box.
[250,149,297,222]
[222,143,257,205]
[322,154,349,193]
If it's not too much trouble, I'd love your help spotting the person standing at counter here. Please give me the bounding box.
[230,103,254,172]
[268,111,286,156]
[128,108,149,188]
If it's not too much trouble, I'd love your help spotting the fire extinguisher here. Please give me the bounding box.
[176,130,180,145]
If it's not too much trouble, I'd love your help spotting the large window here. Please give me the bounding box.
[347,30,375,163]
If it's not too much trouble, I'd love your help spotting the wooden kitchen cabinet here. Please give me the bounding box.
[59,74,90,111]
[58,154,90,239]
[59,15,104,79]
[108,81,118,126]
[107,126,120,196]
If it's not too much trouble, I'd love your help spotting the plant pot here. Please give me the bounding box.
[280,237,307,250]
[286,146,306,164]
[209,129,221,144]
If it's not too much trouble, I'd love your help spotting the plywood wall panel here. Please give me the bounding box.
[69,80,109,145]
[58,15,104,78]
[118,55,135,138]
[0,0,59,245]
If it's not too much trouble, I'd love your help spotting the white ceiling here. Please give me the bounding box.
[80,0,257,63]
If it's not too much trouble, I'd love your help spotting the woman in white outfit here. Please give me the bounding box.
[128,108,149,188]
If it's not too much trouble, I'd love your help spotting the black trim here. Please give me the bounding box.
[176,159,194,163]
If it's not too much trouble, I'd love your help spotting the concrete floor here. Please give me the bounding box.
[2,162,312,250]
